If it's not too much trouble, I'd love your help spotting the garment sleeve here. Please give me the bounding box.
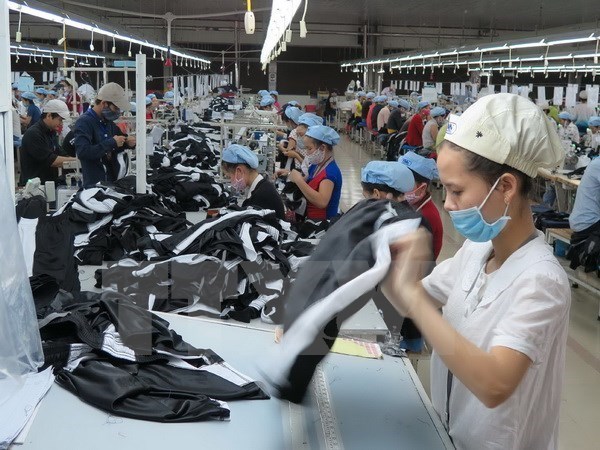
[74,118,116,161]
[422,242,468,305]
[490,268,570,365]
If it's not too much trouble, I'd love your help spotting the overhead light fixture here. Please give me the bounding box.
[299,0,308,38]
[89,29,94,51]
[245,0,255,34]
[8,1,210,63]
[57,22,66,45]
[260,0,303,65]
[15,8,22,42]
[112,36,116,53]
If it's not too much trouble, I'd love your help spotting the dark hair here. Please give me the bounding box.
[304,136,334,151]
[410,171,430,186]
[442,141,533,196]
[221,161,254,172]
[42,112,61,120]
[361,182,403,198]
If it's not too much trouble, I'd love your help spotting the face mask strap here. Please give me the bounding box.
[479,177,502,208]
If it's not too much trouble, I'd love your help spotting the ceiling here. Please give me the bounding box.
[12,0,600,59]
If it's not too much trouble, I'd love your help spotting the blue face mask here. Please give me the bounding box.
[102,107,120,122]
[448,178,510,242]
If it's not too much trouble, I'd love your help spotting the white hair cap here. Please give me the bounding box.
[443,93,563,177]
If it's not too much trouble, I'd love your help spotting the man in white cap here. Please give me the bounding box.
[383,94,569,450]
[570,90,595,134]
[19,100,76,185]
[73,82,135,188]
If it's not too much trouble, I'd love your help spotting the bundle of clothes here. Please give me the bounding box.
[34,288,269,422]
[95,208,316,323]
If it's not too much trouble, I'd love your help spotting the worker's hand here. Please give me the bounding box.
[274,169,289,179]
[381,228,433,317]
[113,135,127,147]
[126,136,137,147]
[289,169,304,184]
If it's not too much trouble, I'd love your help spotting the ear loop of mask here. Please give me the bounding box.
[480,177,510,218]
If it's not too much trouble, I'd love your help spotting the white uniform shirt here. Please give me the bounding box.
[558,122,580,143]
[422,235,570,450]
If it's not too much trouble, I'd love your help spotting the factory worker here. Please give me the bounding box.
[558,111,580,143]
[257,89,269,97]
[405,101,430,147]
[35,88,47,107]
[361,160,415,202]
[387,99,411,133]
[289,125,342,220]
[383,94,569,450]
[278,106,305,168]
[20,92,42,129]
[422,106,447,150]
[570,90,595,134]
[61,77,83,114]
[221,144,285,220]
[145,96,154,120]
[582,116,600,149]
[270,90,281,110]
[46,90,58,101]
[276,113,323,178]
[377,99,396,134]
[362,91,376,122]
[259,95,276,111]
[540,102,558,131]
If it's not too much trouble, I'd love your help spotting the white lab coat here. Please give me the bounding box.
[423,235,570,450]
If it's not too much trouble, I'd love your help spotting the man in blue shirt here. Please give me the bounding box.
[73,82,135,188]
[569,158,600,233]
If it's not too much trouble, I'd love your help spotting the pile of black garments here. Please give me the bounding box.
[149,123,222,171]
[567,221,600,273]
[35,289,269,422]
[53,186,190,265]
[96,208,316,323]
[207,96,231,112]
[115,167,232,212]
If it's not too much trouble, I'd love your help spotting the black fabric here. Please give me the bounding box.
[96,209,314,323]
[32,214,80,292]
[19,119,60,185]
[36,291,269,423]
[532,206,570,232]
[385,131,408,161]
[242,178,285,220]
[566,219,600,273]
[271,200,430,402]
[61,129,77,157]
[16,195,47,221]
[361,101,372,120]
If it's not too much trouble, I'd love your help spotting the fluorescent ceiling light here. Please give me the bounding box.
[8,0,209,63]
[480,44,508,52]
[509,39,546,49]
[260,0,302,65]
[547,34,595,46]
[10,44,105,59]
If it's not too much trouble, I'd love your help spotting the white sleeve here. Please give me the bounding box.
[490,266,570,365]
[422,242,468,305]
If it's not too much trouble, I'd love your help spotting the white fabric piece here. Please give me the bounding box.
[422,235,570,450]
[0,368,54,449]
[18,218,38,276]
[239,222,258,261]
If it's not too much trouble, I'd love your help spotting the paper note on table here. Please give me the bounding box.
[331,338,383,359]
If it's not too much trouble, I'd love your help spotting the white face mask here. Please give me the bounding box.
[306,148,325,165]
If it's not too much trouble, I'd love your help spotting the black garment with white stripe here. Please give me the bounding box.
[263,200,428,403]
[38,291,269,422]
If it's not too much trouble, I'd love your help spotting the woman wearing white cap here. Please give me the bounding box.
[383,94,569,449]
[289,125,342,220]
